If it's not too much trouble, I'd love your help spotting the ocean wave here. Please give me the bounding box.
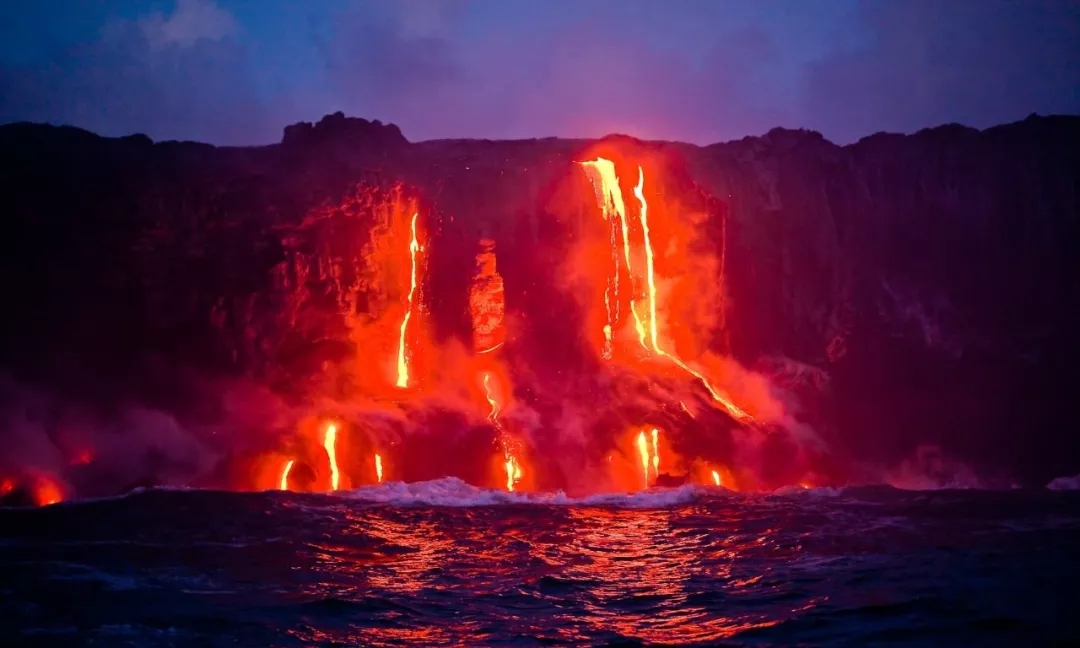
[337,477,705,508]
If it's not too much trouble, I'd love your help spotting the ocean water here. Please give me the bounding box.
[2,480,1078,647]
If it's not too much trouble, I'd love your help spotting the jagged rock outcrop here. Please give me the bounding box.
[1,113,1077,484]
[282,111,408,150]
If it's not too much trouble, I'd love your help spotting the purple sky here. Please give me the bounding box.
[1,0,1077,145]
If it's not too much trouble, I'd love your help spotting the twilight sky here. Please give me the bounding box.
[1,0,1077,146]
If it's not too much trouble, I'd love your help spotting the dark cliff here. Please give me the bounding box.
[2,112,1078,485]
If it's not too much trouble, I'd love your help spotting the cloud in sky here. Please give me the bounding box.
[804,0,1080,139]
[135,0,238,49]
[0,0,267,144]
[0,0,1077,145]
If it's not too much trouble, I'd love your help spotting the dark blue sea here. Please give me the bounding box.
[2,480,1079,647]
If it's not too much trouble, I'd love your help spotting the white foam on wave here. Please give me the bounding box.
[337,477,705,508]
[1047,474,1080,491]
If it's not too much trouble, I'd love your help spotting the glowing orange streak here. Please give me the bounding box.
[280,459,295,490]
[396,212,421,389]
[34,481,63,506]
[635,167,660,351]
[712,470,721,487]
[483,372,522,492]
[477,341,504,355]
[374,453,383,483]
[324,423,340,491]
[650,427,659,477]
[482,373,500,422]
[504,456,522,492]
[632,167,753,422]
[581,158,648,350]
[636,429,650,488]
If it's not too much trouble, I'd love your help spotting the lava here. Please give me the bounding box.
[636,430,650,488]
[579,158,753,423]
[483,371,523,492]
[8,147,827,507]
[396,212,422,389]
[32,476,63,506]
[280,459,295,491]
[483,373,501,422]
[504,456,522,492]
[580,158,648,356]
[324,423,340,491]
[635,167,661,353]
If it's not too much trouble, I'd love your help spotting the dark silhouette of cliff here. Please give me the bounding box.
[1,113,1078,486]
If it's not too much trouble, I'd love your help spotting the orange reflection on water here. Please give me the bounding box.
[356,515,457,595]
[294,503,820,645]
[556,508,788,644]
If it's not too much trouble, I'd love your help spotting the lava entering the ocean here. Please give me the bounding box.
[324,423,340,491]
[0,144,828,506]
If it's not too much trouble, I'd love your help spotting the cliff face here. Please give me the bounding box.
[1,114,1077,484]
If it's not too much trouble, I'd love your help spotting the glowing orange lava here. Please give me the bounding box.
[483,372,523,492]
[396,212,421,389]
[33,477,63,506]
[504,456,522,492]
[636,430,650,488]
[375,453,383,483]
[712,470,721,487]
[483,373,501,422]
[324,423,340,491]
[580,158,648,354]
[280,459,295,491]
[477,342,504,355]
[580,158,752,423]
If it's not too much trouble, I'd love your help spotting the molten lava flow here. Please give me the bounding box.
[483,371,523,492]
[580,159,753,423]
[375,453,383,483]
[636,430,650,488]
[483,373,501,422]
[504,456,522,492]
[396,212,421,389]
[280,459,295,491]
[635,167,661,354]
[712,470,721,487]
[324,423,340,491]
[650,427,660,477]
[580,158,648,353]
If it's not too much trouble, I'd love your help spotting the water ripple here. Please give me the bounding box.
[1,486,1079,645]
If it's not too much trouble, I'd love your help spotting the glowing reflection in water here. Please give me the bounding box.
[286,496,826,646]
